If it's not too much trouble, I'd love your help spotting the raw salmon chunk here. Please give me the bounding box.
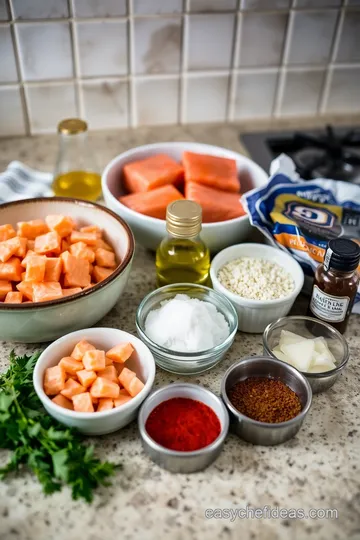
[114,394,132,407]
[0,257,22,281]
[183,151,240,193]
[70,231,98,245]
[82,349,106,371]
[71,339,95,361]
[32,282,63,302]
[16,280,34,301]
[92,266,113,283]
[77,369,97,388]
[0,224,16,242]
[0,237,21,263]
[0,280,12,299]
[25,255,46,282]
[44,365,66,396]
[118,367,136,392]
[61,378,86,400]
[95,238,114,252]
[52,394,73,410]
[59,356,83,376]
[21,249,37,267]
[97,398,113,412]
[128,377,145,397]
[119,184,184,220]
[81,225,102,237]
[123,154,184,193]
[17,220,48,239]
[97,365,118,383]
[185,182,246,223]
[62,252,90,288]
[4,291,23,303]
[95,248,116,268]
[70,241,95,263]
[34,232,61,255]
[45,215,74,237]
[72,392,94,413]
[62,287,82,297]
[44,257,62,282]
[106,342,134,363]
[90,377,120,399]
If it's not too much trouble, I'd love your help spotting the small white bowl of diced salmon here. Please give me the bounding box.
[33,327,156,435]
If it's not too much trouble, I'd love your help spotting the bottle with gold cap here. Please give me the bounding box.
[156,200,210,287]
[52,118,102,201]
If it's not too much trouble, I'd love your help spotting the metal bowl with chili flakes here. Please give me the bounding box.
[221,356,312,446]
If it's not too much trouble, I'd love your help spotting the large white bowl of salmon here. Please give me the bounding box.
[0,198,134,343]
[102,142,268,253]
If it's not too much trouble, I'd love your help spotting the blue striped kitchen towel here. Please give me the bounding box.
[0,161,53,204]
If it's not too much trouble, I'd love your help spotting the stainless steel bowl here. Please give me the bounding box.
[138,383,229,473]
[221,356,312,446]
[263,316,349,393]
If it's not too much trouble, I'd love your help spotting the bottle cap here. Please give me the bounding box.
[58,118,88,135]
[324,238,360,272]
[166,200,202,238]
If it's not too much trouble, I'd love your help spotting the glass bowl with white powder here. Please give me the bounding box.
[136,283,238,374]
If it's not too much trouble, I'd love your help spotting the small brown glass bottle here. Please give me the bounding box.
[307,238,360,333]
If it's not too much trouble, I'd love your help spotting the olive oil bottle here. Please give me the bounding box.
[156,200,210,287]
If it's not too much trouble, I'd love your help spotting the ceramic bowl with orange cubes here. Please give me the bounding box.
[33,327,156,435]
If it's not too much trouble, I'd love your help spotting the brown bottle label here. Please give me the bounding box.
[310,285,350,322]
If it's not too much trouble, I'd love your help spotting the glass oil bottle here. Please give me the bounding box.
[156,200,210,287]
[52,118,102,201]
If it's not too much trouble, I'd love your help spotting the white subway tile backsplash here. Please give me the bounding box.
[279,69,325,117]
[237,12,288,68]
[335,11,360,63]
[0,86,26,136]
[233,70,278,119]
[82,79,128,129]
[294,0,341,7]
[76,21,128,77]
[325,67,360,114]
[240,0,290,9]
[25,83,77,134]
[183,73,229,123]
[0,26,18,82]
[133,0,183,15]
[133,16,182,75]
[186,14,235,70]
[286,10,338,66]
[16,22,73,81]
[188,0,237,11]
[12,0,69,19]
[73,0,127,18]
[0,0,8,20]
[134,77,179,125]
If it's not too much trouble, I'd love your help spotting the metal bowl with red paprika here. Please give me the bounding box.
[138,383,229,473]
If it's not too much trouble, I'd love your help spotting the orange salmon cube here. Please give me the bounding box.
[82,349,106,371]
[0,237,20,263]
[119,184,184,220]
[81,225,102,237]
[72,392,94,413]
[34,232,61,255]
[70,231,97,245]
[114,394,132,407]
[62,251,90,288]
[71,339,95,361]
[0,224,16,242]
[70,241,95,263]
[44,365,66,396]
[27,239,35,251]
[95,248,116,268]
[0,280,12,299]
[97,398,113,412]
[52,394,73,410]
[92,266,113,283]
[118,367,136,392]
[25,255,46,282]
[16,237,28,258]
[91,395,99,405]
[21,271,26,280]
[128,377,145,397]
[77,369,97,388]
[4,291,23,303]
[97,365,118,383]
[61,377,86,400]
[90,377,120,399]
[32,282,63,302]
[16,280,34,301]
[106,342,134,363]
[59,356,83,376]
[17,219,48,239]
[183,151,240,193]
[45,215,74,238]
[123,154,184,193]
[21,250,37,267]
[0,257,22,281]
[61,238,70,252]
[105,356,113,366]
[44,257,62,282]
[95,238,114,252]
[62,287,82,297]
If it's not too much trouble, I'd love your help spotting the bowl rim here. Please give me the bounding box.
[33,326,156,419]
[220,355,313,428]
[101,141,268,229]
[210,243,305,307]
[135,282,238,357]
[262,315,350,379]
[0,197,135,310]
[138,383,229,457]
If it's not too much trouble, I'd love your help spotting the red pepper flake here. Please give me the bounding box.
[145,397,221,452]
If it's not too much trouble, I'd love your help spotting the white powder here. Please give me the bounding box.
[144,294,230,352]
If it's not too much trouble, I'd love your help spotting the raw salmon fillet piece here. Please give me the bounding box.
[185,182,246,223]
[183,151,240,193]
[123,154,184,193]
[119,185,184,220]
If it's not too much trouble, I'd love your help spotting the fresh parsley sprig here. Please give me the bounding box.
[0,351,120,502]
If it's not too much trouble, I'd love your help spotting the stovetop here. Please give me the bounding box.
[241,125,360,184]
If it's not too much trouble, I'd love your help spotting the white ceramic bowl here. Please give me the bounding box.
[33,327,156,435]
[0,197,134,343]
[102,142,268,253]
[210,243,304,333]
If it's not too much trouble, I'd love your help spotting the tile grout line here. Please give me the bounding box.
[179,8,189,125]
[227,12,242,122]
[69,0,83,120]
[128,0,137,128]
[273,7,294,118]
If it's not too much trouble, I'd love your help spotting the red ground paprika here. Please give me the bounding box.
[145,397,221,452]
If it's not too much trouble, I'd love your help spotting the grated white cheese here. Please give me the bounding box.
[217,257,294,301]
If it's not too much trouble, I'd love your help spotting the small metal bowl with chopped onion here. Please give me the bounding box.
[263,316,349,393]
[135,283,238,375]
[210,243,304,333]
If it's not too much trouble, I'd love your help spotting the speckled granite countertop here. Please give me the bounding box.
[0,123,359,540]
